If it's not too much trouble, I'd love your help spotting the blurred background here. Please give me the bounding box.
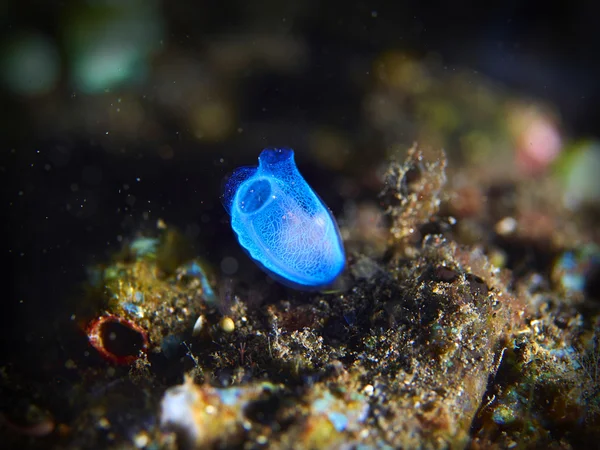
[2,0,600,369]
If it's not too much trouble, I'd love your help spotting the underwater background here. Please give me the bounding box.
[2,1,600,449]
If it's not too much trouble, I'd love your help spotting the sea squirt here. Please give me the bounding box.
[222,148,345,289]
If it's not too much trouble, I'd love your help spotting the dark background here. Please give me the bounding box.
[2,0,599,370]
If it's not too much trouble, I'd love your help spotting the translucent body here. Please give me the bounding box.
[222,148,345,289]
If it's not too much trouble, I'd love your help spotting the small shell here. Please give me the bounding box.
[192,315,206,336]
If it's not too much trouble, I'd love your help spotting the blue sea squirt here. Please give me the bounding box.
[222,148,345,289]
